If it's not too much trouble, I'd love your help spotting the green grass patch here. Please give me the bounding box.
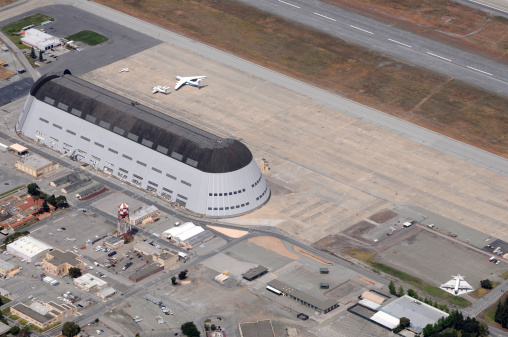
[470,282,501,298]
[9,314,19,320]
[0,185,26,199]
[1,14,53,50]
[2,307,10,316]
[19,319,28,325]
[484,307,497,323]
[29,321,60,333]
[66,30,108,46]
[0,294,11,305]
[501,271,508,280]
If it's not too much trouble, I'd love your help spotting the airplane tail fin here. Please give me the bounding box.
[196,79,202,87]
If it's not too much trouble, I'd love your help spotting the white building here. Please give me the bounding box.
[74,273,107,291]
[7,236,53,262]
[21,29,62,51]
[16,70,270,218]
[162,222,213,247]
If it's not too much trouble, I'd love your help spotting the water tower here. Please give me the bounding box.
[117,202,132,240]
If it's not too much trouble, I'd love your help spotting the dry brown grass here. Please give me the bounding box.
[94,0,508,157]
[0,68,15,80]
[323,0,508,62]
[0,0,17,6]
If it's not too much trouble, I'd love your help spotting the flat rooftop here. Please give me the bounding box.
[267,279,338,311]
[242,265,268,280]
[380,295,448,329]
[46,250,81,267]
[18,154,52,169]
[12,303,54,324]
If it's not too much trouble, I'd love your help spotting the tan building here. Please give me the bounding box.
[15,154,59,178]
[0,260,20,278]
[42,249,85,276]
[11,301,76,330]
[153,250,179,268]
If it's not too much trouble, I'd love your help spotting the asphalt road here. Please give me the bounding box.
[0,77,33,106]
[233,0,508,96]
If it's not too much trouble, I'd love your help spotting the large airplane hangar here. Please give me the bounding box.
[16,70,270,218]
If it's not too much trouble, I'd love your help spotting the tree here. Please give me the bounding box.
[181,322,200,337]
[9,326,20,335]
[480,279,493,289]
[27,183,40,196]
[62,321,81,337]
[56,195,69,209]
[42,201,50,213]
[171,276,177,285]
[95,318,99,323]
[397,285,404,296]
[210,324,216,331]
[18,328,30,337]
[388,281,396,294]
[178,270,188,280]
[30,47,36,59]
[38,50,43,62]
[47,194,57,206]
[68,267,82,278]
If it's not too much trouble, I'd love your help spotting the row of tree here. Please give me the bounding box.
[171,270,188,285]
[495,297,508,328]
[422,310,487,336]
[388,281,450,313]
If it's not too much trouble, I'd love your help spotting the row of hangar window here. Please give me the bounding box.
[209,173,263,197]
[39,121,193,188]
[40,98,200,168]
[256,186,268,201]
[208,202,250,211]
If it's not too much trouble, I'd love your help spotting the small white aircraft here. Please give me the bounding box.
[152,86,170,94]
[119,68,129,73]
[175,76,206,90]
[440,275,474,294]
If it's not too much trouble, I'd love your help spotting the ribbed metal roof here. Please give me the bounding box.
[30,70,253,173]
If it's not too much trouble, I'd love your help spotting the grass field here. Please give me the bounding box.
[1,14,53,50]
[346,248,471,307]
[0,295,11,305]
[94,0,508,157]
[66,30,108,46]
[470,282,501,299]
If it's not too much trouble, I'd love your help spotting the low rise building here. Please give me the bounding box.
[15,154,59,178]
[74,273,107,291]
[162,222,213,248]
[11,301,76,330]
[0,259,20,278]
[42,249,86,276]
[8,143,28,156]
[152,250,179,268]
[104,236,124,249]
[0,321,9,335]
[129,263,164,283]
[130,205,159,226]
[97,287,116,300]
[134,241,160,256]
[21,28,62,50]
[7,236,53,262]
[242,265,268,281]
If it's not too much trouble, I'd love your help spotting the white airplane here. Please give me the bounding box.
[152,86,170,94]
[175,76,206,90]
[440,275,473,294]
[119,68,129,73]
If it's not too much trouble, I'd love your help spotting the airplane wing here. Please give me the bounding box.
[458,285,474,290]
[175,79,186,90]
[440,284,454,289]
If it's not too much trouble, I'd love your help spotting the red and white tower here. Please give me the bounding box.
[117,202,131,239]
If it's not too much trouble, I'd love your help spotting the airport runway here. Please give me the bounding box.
[231,0,508,96]
[47,0,508,178]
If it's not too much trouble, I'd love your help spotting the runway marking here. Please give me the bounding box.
[53,217,65,223]
[426,52,451,62]
[314,12,336,21]
[278,0,300,8]
[271,272,278,277]
[467,65,493,76]
[31,224,46,233]
[350,25,373,34]
[388,38,411,48]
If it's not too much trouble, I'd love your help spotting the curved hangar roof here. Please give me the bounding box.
[30,70,253,174]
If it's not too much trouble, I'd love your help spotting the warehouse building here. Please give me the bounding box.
[162,222,213,247]
[74,273,107,291]
[21,29,62,51]
[129,263,164,282]
[42,249,86,276]
[16,70,270,218]
[15,154,59,177]
[7,236,53,262]
[130,205,159,226]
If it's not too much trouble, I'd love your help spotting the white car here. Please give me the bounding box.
[88,266,94,270]
[49,233,54,236]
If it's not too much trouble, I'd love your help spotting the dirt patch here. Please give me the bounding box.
[0,0,17,6]
[0,68,15,80]
[94,0,508,157]
[343,221,376,237]
[369,210,398,223]
[248,236,300,259]
[356,275,376,286]
[207,225,248,238]
[293,246,333,265]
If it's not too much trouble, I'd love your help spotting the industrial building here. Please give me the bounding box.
[21,28,62,51]
[162,222,213,247]
[129,263,164,282]
[7,236,53,262]
[74,273,107,291]
[42,249,85,276]
[152,250,179,268]
[97,287,116,300]
[130,205,159,226]
[267,279,339,314]
[0,260,20,278]
[16,70,270,218]
[15,154,59,177]
[242,265,268,281]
